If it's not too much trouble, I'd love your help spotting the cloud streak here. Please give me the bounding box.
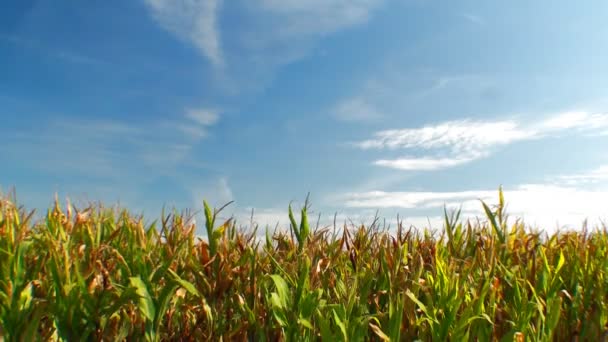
[556,165,608,185]
[0,33,108,66]
[257,0,383,37]
[336,183,608,229]
[355,120,532,151]
[332,97,383,122]
[144,0,224,67]
[338,189,495,209]
[143,0,384,94]
[2,108,221,179]
[175,108,221,139]
[373,155,482,171]
[353,111,608,171]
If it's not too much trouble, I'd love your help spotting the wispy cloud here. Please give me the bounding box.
[555,165,608,185]
[540,111,608,131]
[144,0,224,67]
[335,183,608,229]
[229,207,391,234]
[257,0,383,37]
[2,108,221,179]
[355,120,532,151]
[234,207,285,230]
[143,0,383,67]
[338,189,495,209]
[186,108,220,126]
[246,0,383,70]
[175,108,221,139]
[191,177,234,213]
[2,119,140,178]
[353,111,608,171]
[143,0,384,93]
[373,155,482,171]
[332,97,383,122]
[0,33,107,66]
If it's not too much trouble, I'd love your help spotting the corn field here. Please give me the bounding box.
[1,189,607,341]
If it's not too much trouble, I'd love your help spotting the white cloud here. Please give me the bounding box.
[2,119,140,178]
[193,177,234,210]
[336,184,608,230]
[231,207,395,234]
[540,111,590,130]
[138,142,193,167]
[355,119,534,151]
[242,0,384,70]
[144,0,224,67]
[186,108,219,126]
[175,124,208,140]
[556,165,608,185]
[0,33,108,66]
[333,97,383,122]
[2,108,221,180]
[143,0,384,93]
[175,108,221,140]
[539,111,608,131]
[235,207,286,230]
[339,189,495,209]
[374,155,481,170]
[354,111,608,171]
[217,177,233,202]
[257,0,383,37]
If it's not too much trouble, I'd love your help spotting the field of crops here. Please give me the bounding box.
[1,190,607,341]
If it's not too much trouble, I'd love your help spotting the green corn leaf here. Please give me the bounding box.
[545,296,562,336]
[332,307,348,341]
[555,250,565,275]
[317,309,336,341]
[498,186,505,212]
[203,201,216,254]
[481,200,505,244]
[154,283,179,329]
[405,289,429,317]
[298,290,322,321]
[168,269,201,298]
[295,256,311,308]
[269,274,291,309]
[129,276,155,322]
[388,293,404,341]
[289,204,300,244]
[300,206,309,246]
[298,317,314,330]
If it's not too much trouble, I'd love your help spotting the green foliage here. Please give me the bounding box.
[0,189,607,340]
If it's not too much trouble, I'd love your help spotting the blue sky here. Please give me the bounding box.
[2,0,608,231]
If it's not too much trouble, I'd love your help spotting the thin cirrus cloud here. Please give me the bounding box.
[144,0,224,67]
[143,0,384,70]
[338,189,496,209]
[178,108,221,139]
[555,164,608,185]
[332,97,383,122]
[336,183,608,229]
[1,108,221,179]
[373,155,482,171]
[186,108,219,126]
[191,176,234,215]
[256,0,384,37]
[0,33,108,67]
[540,111,608,131]
[352,111,608,171]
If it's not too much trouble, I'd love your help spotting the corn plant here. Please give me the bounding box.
[1,188,608,340]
